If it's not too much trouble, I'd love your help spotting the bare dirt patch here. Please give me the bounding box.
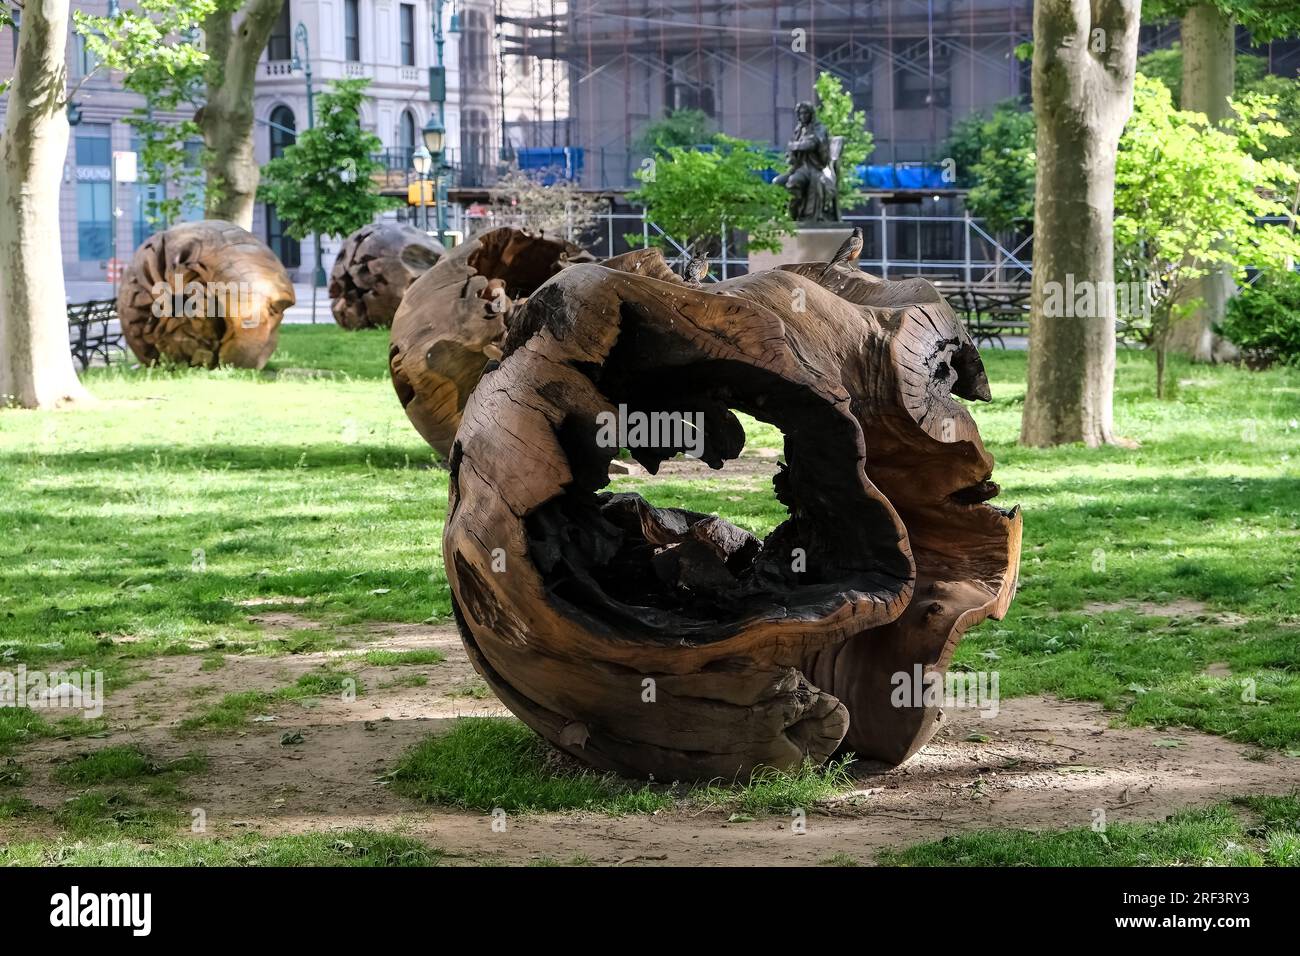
[1083,599,1248,628]
[5,620,1297,866]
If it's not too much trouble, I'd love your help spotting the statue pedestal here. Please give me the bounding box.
[748,224,854,273]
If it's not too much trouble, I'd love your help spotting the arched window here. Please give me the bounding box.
[266,106,300,268]
[400,110,416,168]
[269,105,296,158]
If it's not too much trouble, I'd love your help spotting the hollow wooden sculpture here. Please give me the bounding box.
[117,220,295,370]
[329,222,445,329]
[388,227,595,460]
[443,249,1021,781]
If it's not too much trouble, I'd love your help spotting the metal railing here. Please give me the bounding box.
[574,210,1034,284]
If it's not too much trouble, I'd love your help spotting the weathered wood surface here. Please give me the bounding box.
[388,227,594,460]
[117,220,295,369]
[443,249,1021,781]
[329,222,444,329]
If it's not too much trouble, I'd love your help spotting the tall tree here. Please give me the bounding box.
[200,0,285,228]
[0,0,90,408]
[1020,0,1140,448]
[258,79,399,320]
[1115,76,1300,397]
[1145,2,1300,360]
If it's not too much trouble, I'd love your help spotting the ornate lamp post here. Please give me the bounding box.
[428,1,458,245]
[421,115,446,246]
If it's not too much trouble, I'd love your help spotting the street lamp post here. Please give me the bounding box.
[290,21,325,304]
[429,1,458,245]
[421,116,446,247]
[412,146,432,235]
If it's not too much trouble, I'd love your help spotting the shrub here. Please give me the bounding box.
[1220,270,1300,367]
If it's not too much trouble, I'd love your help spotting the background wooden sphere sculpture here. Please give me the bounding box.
[443,249,1021,781]
[118,220,295,369]
[329,222,445,329]
[388,226,594,460]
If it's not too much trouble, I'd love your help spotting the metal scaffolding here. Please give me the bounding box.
[496,1,1299,191]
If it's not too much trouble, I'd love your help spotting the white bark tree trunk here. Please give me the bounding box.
[1020,0,1139,447]
[201,0,285,229]
[0,0,91,409]
[1170,3,1237,363]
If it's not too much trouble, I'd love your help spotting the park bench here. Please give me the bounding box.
[933,280,1032,348]
[67,299,125,370]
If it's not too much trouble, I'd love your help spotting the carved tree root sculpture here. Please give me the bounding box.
[389,227,594,459]
[117,220,295,369]
[443,250,1021,781]
[329,222,444,329]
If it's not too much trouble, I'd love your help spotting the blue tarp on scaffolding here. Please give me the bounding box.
[516,147,585,184]
[857,164,950,190]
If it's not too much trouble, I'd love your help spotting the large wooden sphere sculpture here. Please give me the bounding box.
[389,227,594,460]
[329,222,445,329]
[118,220,295,370]
[443,250,1022,781]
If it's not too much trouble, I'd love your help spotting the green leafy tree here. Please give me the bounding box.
[1114,75,1300,397]
[963,101,1036,235]
[635,109,717,155]
[812,72,875,214]
[939,110,988,188]
[2,0,211,409]
[1142,2,1300,361]
[258,79,399,319]
[79,0,287,231]
[1139,45,1300,168]
[77,1,214,230]
[627,135,794,254]
[258,79,398,240]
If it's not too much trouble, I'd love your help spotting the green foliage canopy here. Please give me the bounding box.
[1114,74,1300,388]
[627,135,794,253]
[812,72,875,213]
[257,79,400,241]
[75,1,215,229]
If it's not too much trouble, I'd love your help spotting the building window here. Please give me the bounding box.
[664,52,715,117]
[76,124,112,261]
[267,106,301,269]
[344,0,361,62]
[76,34,103,78]
[463,109,491,185]
[400,3,415,66]
[462,10,488,79]
[399,110,416,167]
[893,41,950,110]
[269,105,296,157]
[268,2,292,61]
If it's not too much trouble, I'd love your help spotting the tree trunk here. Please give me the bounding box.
[1170,3,1237,363]
[0,0,91,409]
[1156,339,1167,400]
[1020,0,1139,447]
[200,0,285,229]
[442,250,1020,780]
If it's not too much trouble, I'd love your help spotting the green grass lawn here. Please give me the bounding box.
[1,325,1298,863]
[880,795,1300,867]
